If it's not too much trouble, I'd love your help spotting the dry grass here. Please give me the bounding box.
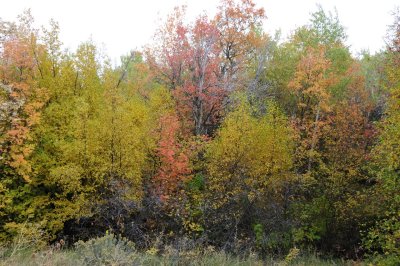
[0,234,361,266]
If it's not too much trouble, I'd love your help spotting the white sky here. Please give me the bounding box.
[1,0,398,62]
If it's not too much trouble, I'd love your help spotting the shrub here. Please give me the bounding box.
[74,232,136,265]
[363,210,400,266]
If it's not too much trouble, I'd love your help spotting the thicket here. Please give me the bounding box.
[0,1,399,264]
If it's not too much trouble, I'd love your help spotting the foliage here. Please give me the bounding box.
[362,12,400,263]
[207,96,293,208]
[0,1,399,263]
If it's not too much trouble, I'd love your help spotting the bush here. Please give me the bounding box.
[363,211,400,266]
[74,232,136,265]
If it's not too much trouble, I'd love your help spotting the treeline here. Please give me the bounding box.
[0,0,399,263]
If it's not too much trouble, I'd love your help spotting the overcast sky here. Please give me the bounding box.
[1,0,398,62]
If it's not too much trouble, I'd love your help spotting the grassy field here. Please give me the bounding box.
[0,234,363,266]
[0,250,359,266]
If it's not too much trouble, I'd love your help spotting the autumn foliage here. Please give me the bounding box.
[0,2,399,263]
[152,113,191,201]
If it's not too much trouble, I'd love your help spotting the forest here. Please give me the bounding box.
[0,0,399,265]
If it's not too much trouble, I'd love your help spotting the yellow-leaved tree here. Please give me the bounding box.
[205,95,293,243]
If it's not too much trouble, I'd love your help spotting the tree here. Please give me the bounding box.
[152,113,191,203]
[205,95,293,245]
[147,0,266,136]
[174,15,225,135]
[288,46,335,174]
[214,0,266,90]
[146,6,189,90]
[363,12,400,263]
[0,11,49,240]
